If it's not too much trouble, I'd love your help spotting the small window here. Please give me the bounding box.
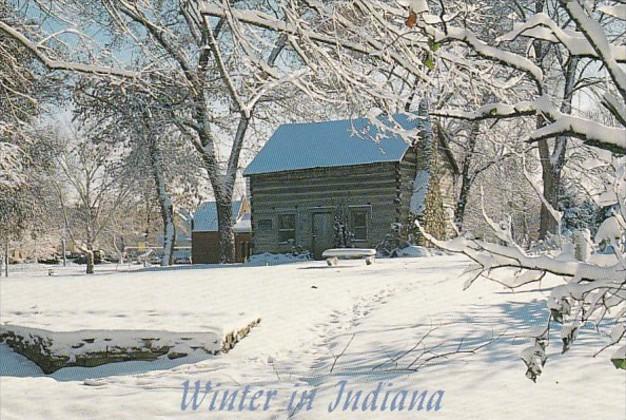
[257,219,273,232]
[278,213,296,243]
[351,210,368,241]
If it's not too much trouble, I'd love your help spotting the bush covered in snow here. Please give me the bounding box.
[245,251,312,266]
[392,245,432,258]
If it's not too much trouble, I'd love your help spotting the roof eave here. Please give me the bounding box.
[243,157,407,177]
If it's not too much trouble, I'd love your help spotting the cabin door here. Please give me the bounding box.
[312,212,334,260]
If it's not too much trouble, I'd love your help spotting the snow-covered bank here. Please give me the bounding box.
[0,343,217,381]
[1,256,624,419]
[0,321,260,374]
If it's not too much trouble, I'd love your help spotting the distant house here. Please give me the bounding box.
[243,114,456,259]
[191,199,252,263]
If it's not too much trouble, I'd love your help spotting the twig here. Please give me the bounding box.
[330,334,355,373]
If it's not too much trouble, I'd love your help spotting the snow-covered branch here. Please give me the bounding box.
[416,15,545,85]
[0,142,24,189]
[0,20,137,78]
[561,0,626,102]
[199,3,376,55]
[433,97,626,155]
[496,12,626,64]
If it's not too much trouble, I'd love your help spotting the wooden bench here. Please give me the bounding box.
[322,248,376,266]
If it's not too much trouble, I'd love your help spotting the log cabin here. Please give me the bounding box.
[243,114,457,259]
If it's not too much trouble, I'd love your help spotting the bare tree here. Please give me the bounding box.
[50,127,135,273]
[73,80,204,266]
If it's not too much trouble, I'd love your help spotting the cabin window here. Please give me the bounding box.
[257,219,273,232]
[278,213,296,243]
[351,210,368,241]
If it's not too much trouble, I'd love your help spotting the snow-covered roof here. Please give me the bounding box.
[244,114,422,176]
[193,201,244,232]
[233,212,251,233]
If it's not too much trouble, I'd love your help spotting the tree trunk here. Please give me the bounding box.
[194,119,239,264]
[158,196,176,267]
[215,191,235,263]
[537,58,577,239]
[454,121,480,230]
[2,239,7,277]
[455,176,472,230]
[521,205,530,248]
[147,135,175,266]
[530,1,577,240]
[538,157,562,238]
[61,236,66,267]
[85,247,95,275]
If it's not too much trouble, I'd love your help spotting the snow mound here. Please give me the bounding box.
[594,214,625,244]
[246,252,311,266]
[393,245,432,258]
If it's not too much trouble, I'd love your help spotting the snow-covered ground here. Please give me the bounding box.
[0,256,624,419]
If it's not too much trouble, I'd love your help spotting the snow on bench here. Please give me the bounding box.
[322,248,376,266]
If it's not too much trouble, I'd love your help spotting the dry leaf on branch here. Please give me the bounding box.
[406,10,417,28]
